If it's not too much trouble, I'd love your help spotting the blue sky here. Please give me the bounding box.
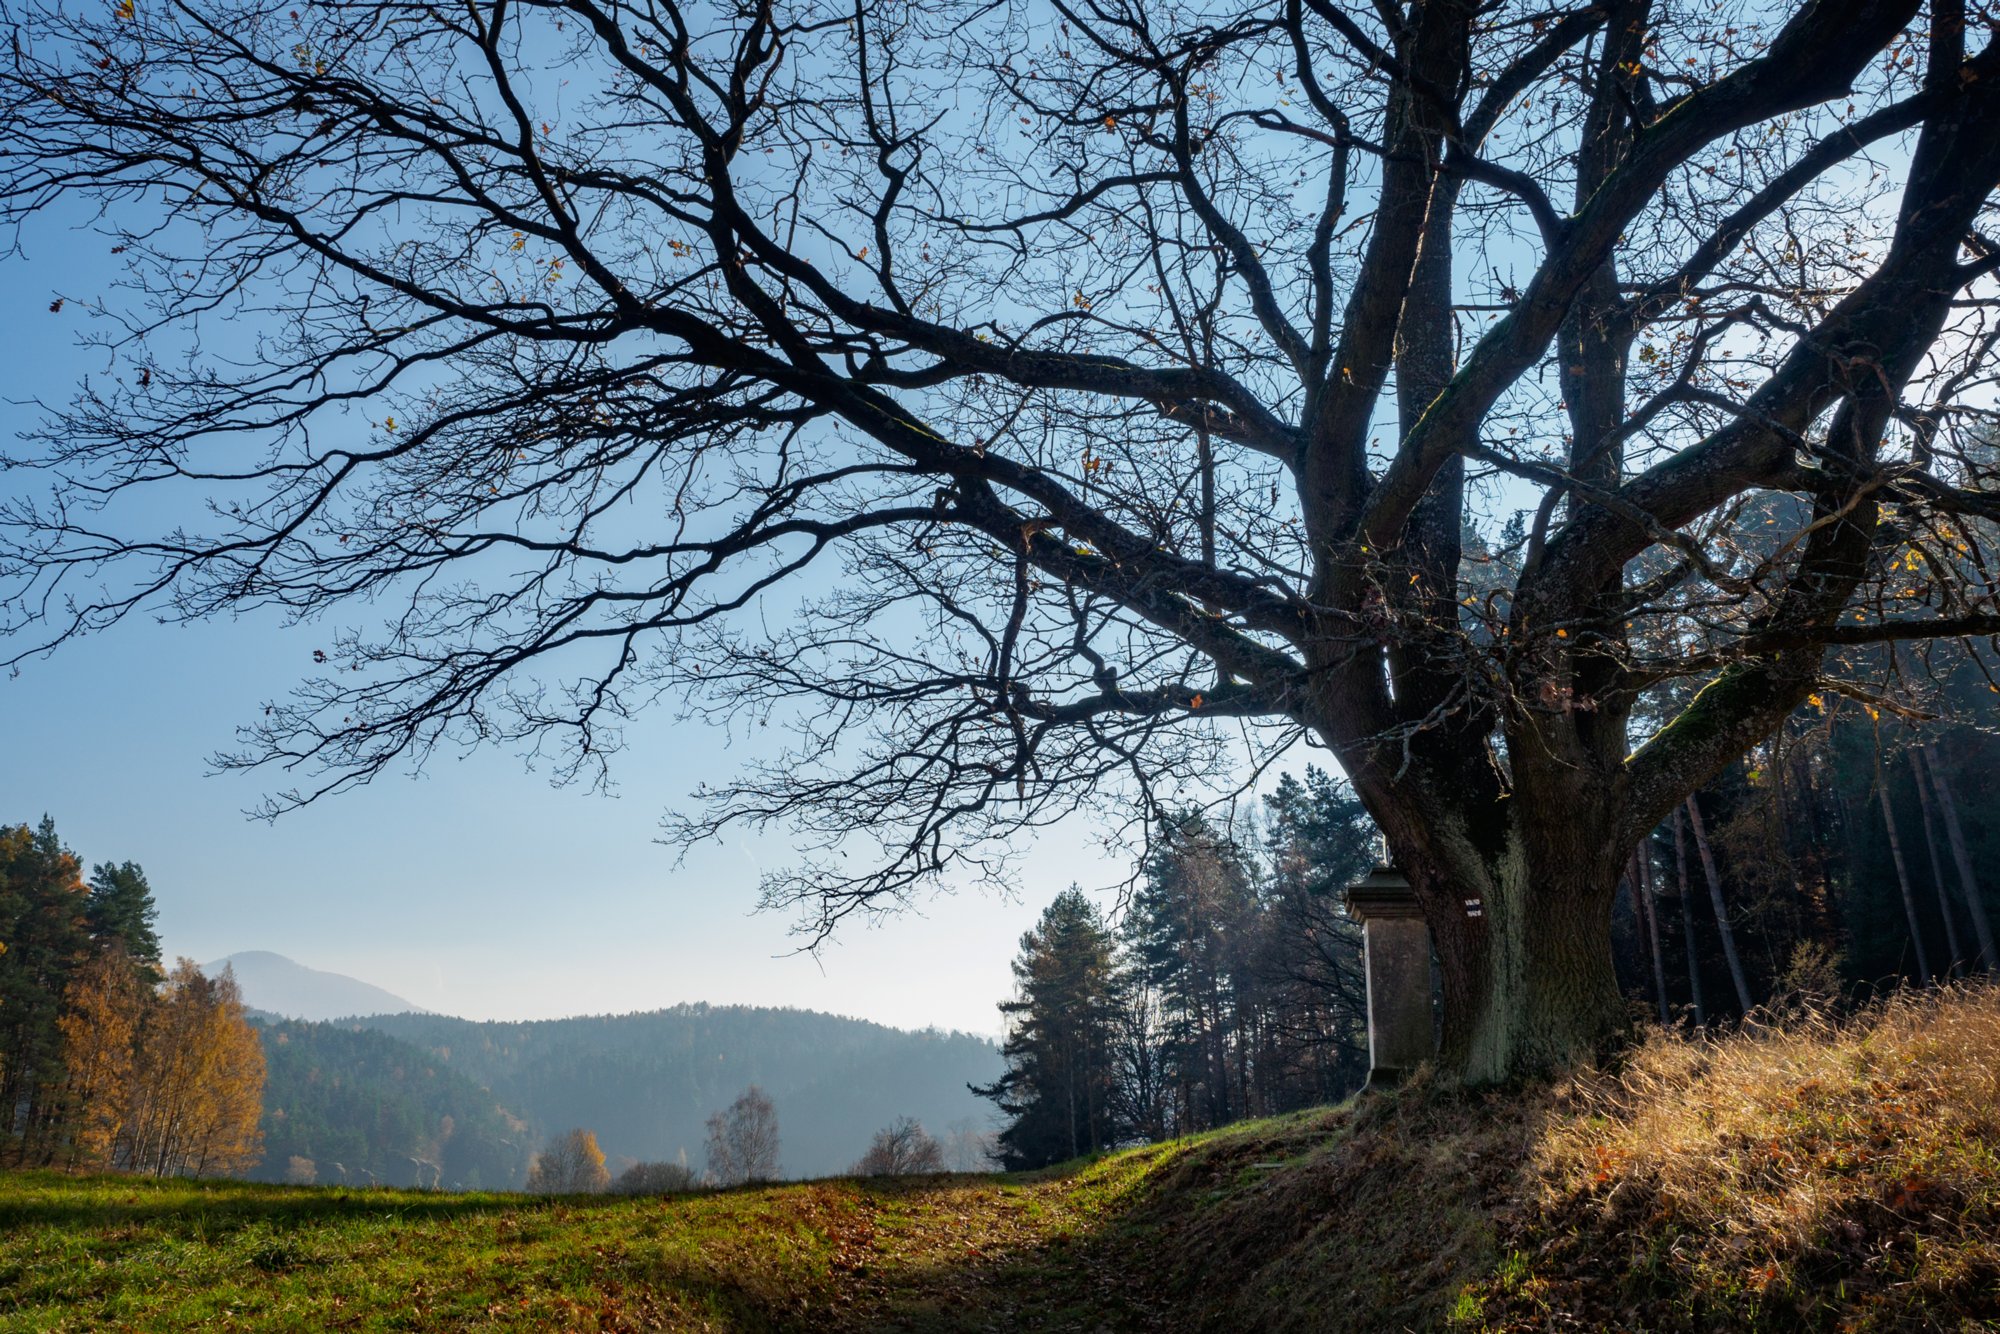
[0,6,1404,1038]
[0,218,1139,1036]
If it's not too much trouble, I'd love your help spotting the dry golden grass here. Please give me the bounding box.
[1464,984,2000,1331]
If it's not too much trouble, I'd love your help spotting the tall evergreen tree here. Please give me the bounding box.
[84,862,162,973]
[1256,770,1373,1108]
[976,890,1124,1170]
[0,817,91,1160]
[1123,819,1259,1134]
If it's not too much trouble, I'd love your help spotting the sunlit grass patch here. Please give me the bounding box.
[1462,984,2000,1331]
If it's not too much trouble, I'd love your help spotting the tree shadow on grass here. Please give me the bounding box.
[803,1085,1544,1334]
[0,1084,1536,1333]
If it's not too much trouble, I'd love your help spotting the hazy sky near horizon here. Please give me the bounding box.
[0,572,1138,1038]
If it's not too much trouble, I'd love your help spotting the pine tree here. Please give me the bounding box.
[976,889,1124,1169]
[1123,818,1259,1132]
[1256,770,1372,1109]
[84,862,162,974]
[1919,739,2000,972]
[0,817,92,1161]
[1685,797,1755,1015]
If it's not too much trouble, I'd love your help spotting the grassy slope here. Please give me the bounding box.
[3,987,1996,1333]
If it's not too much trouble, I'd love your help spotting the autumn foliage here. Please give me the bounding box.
[49,950,144,1169]
[46,958,266,1177]
[525,1127,610,1194]
[1,818,263,1176]
[116,962,266,1178]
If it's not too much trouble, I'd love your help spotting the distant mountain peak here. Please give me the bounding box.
[205,951,426,1022]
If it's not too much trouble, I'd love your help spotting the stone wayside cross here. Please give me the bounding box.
[1343,866,1437,1085]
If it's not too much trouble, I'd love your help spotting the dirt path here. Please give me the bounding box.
[807,1174,1168,1332]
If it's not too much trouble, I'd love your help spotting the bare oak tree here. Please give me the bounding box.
[851,1114,945,1176]
[5,0,2000,1078]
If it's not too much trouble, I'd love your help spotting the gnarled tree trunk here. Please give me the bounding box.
[1342,750,1630,1082]
[1421,835,1626,1083]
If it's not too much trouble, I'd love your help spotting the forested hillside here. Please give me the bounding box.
[359,1006,1001,1179]
[250,1019,530,1190]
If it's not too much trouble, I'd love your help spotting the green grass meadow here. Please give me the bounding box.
[0,1149,1176,1332]
[7,989,2000,1332]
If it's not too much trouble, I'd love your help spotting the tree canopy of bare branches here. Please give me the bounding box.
[6,0,2000,1078]
[852,1114,945,1175]
[703,1085,778,1184]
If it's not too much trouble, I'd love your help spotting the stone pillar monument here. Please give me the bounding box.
[1344,866,1435,1084]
